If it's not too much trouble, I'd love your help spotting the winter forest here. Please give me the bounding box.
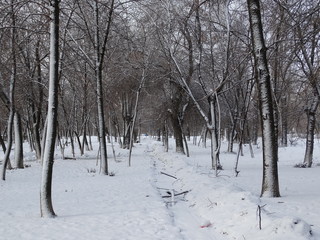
[0,0,319,239]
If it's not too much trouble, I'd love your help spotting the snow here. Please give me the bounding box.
[0,137,319,240]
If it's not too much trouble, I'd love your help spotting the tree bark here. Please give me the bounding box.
[1,0,16,180]
[14,112,24,169]
[170,111,185,154]
[247,0,280,197]
[303,94,319,167]
[32,40,44,160]
[40,0,59,217]
[128,70,145,166]
[93,0,115,175]
[1,111,14,180]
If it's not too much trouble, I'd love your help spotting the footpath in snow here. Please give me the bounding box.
[0,137,319,240]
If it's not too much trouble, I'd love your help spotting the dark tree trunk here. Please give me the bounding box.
[14,112,24,169]
[0,133,6,154]
[280,95,288,147]
[32,40,44,160]
[170,113,184,154]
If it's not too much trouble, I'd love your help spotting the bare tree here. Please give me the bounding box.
[293,2,320,167]
[40,0,60,218]
[247,0,280,197]
[1,0,18,180]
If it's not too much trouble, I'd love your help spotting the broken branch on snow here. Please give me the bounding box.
[160,171,177,179]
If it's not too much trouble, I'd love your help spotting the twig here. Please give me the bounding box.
[257,204,266,230]
[162,190,190,198]
[160,171,177,179]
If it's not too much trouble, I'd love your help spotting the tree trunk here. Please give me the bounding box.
[208,99,221,174]
[171,114,184,154]
[247,0,280,197]
[182,131,190,157]
[227,119,237,153]
[0,133,6,154]
[1,111,14,180]
[303,95,319,167]
[122,93,132,149]
[186,125,190,141]
[280,95,288,147]
[129,71,145,166]
[32,40,44,160]
[69,130,75,157]
[1,1,16,180]
[40,117,48,164]
[40,0,59,217]
[14,112,24,169]
[163,121,169,152]
[94,0,112,175]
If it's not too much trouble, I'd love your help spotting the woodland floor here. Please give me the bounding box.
[0,136,319,240]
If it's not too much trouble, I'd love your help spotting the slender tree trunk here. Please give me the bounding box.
[1,1,16,180]
[247,0,280,197]
[303,95,319,167]
[170,113,184,154]
[163,121,169,152]
[281,96,288,147]
[32,40,43,160]
[129,71,145,166]
[227,119,237,153]
[1,111,14,180]
[40,0,59,217]
[182,132,190,157]
[27,120,34,152]
[94,0,114,175]
[40,117,48,164]
[108,118,117,162]
[80,126,87,155]
[14,112,24,168]
[0,133,6,154]
[69,130,75,157]
[88,126,93,151]
[208,100,220,174]
[186,125,190,141]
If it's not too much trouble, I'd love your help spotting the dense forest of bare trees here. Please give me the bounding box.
[0,0,319,214]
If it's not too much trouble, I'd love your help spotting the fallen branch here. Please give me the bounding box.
[257,204,266,230]
[162,190,190,198]
[160,171,177,179]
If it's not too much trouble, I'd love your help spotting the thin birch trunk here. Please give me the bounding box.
[247,0,280,197]
[40,0,59,217]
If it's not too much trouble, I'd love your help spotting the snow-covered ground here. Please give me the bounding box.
[0,136,319,240]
